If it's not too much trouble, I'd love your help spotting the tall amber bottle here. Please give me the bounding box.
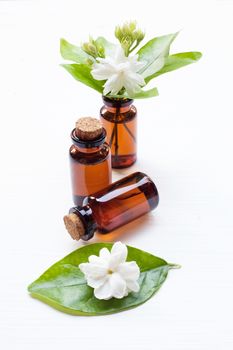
[64,172,159,241]
[100,96,137,168]
[69,117,112,206]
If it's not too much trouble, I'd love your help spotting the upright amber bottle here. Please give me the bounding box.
[64,172,159,241]
[69,117,111,206]
[100,96,137,168]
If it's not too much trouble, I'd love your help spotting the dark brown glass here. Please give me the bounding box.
[69,128,111,206]
[69,172,159,241]
[100,96,137,168]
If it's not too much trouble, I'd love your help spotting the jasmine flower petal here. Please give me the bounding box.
[79,242,140,300]
[86,275,107,289]
[109,241,128,269]
[91,46,146,96]
[109,273,127,299]
[79,262,107,279]
[126,280,140,293]
[94,279,112,300]
[117,261,140,281]
[99,247,111,260]
[103,73,123,96]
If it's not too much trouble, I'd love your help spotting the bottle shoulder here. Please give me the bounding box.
[69,143,111,165]
[100,105,137,123]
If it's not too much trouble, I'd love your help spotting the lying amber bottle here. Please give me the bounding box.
[69,117,112,206]
[64,172,159,241]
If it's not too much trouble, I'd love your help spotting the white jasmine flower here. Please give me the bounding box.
[79,242,140,300]
[91,46,146,97]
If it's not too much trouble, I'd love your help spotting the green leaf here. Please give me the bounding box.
[137,32,179,78]
[145,51,202,83]
[28,243,179,316]
[61,64,104,93]
[95,36,117,56]
[106,87,159,99]
[60,38,94,64]
[130,87,159,99]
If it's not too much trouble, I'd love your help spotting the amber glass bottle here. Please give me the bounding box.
[69,117,111,206]
[100,96,137,168]
[64,172,159,241]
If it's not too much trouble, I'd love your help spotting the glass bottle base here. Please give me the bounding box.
[111,154,136,168]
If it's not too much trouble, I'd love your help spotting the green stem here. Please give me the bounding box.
[168,263,181,270]
[114,112,119,158]
[129,40,140,54]
[123,122,136,143]
[109,125,116,148]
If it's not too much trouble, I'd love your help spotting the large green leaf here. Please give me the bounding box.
[131,87,159,99]
[28,243,179,316]
[137,32,178,78]
[95,36,117,56]
[145,51,202,83]
[60,38,94,64]
[61,64,104,93]
[108,87,159,99]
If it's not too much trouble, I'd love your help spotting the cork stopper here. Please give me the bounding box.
[63,213,85,241]
[75,117,103,140]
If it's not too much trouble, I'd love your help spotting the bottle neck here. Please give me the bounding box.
[102,96,133,114]
[69,205,97,241]
[70,128,107,152]
[73,144,103,154]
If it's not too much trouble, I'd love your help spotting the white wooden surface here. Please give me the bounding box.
[0,1,233,349]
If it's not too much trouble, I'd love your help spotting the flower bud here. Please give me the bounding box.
[82,37,105,58]
[114,21,145,56]
[129,21,137,32]
[86,58,94,65]
[82,42,97,58]
[96,42,105,58]
[135,29,145,42]
[115,26,123,41]
[120,36,131,54]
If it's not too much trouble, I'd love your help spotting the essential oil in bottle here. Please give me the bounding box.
[69,117,112,206]
[100,96,137,168]
[63,172,159,241]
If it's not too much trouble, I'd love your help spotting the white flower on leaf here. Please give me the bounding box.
[79,242,140,300]
[91,46,146,97]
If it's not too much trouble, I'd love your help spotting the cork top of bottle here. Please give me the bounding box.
[63,213,85,241]
[75,117,103,141]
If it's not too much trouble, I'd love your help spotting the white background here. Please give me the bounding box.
[0,0,233,349]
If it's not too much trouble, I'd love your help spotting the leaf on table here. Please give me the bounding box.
[28,243,179,316]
